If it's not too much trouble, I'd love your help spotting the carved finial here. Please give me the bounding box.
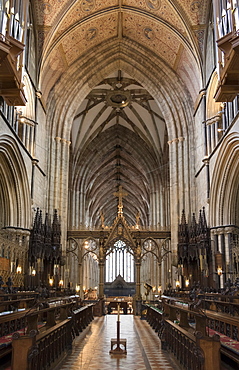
[181,209,186,225]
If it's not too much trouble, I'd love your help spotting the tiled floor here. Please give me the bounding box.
[58,315,179,369]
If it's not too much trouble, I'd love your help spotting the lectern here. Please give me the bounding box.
[109,303,127,354]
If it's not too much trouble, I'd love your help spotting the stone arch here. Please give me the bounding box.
[206,71,222,120]
[22,74,35,120]
[43,39,195,142]
[39,4,202,105]
[42,38,197,250]
[0,135,31,229]
[210,132,239,227]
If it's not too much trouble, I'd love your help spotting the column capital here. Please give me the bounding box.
[199,89,206,97]
[178,136,185,142]
[61,138,71,146]
[55,137,71,145]
[224,227,234,234]
[206,113,222,126]
[216,228,225,235]
[32,159,39,165]
[168,138,179,145]
[202,156,209,165]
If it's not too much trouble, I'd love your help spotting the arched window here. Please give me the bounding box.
[105,240,134,282]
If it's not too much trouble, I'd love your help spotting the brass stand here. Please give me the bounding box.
[109,303,127,355]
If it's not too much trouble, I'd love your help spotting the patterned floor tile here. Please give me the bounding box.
[56,315,180,369]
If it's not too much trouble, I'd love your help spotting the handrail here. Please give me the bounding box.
[28,319,72,370]
[164,319,205,370]
[165,303,239,330]
[146,305,221,370]
[11,303,94,370]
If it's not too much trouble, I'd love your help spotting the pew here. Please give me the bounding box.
[162,300,239,367]
[11,304,94,370]
[146,304,221,370]
[0,300,74,360]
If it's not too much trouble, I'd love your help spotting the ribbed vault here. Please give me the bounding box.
[45,42,195,229]
[68,70,170,227]
[36,0,207,102]
[46,39,195,141]
[71,125,168,227]
[35,0,205,230]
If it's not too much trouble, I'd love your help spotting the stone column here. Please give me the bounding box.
[210,230,217,287]
[31,159,38,199]
[161,256,166,291]
[178,136,185,208]
[60,138,71,254]
[28,124,34,156]
[53,136,61,209]
[99,262,105,298]
[135,262,141,299]
[202,156,210,200]
[134,259,142,316]
[224,227,233,281]
[168,138,179,257]
[78,241,83,299]
[217,228,225,288]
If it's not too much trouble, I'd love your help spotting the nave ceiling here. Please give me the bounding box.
[35,0,209,101]
[32,0,210,228]
[70,72,169,227]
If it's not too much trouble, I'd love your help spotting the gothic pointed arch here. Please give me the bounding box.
[210,132,239,227]
[0,134,31,229]
[104,213,137,252]
[206,72,222,120]
[45,41,195,142]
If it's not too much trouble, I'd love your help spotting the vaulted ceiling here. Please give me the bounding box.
[36,0,208,101]
[33,0,210,228]
[70,71,169,226]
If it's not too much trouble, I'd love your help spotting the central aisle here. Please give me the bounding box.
[58,315,179,369]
